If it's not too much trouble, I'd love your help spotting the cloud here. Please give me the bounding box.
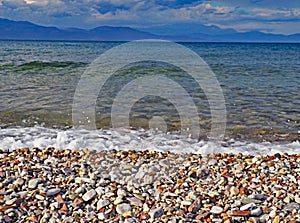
[0,0,299,34]
[24,0,63,6]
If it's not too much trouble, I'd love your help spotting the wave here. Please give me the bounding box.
[0,61,87,71]
[0,126,299,155]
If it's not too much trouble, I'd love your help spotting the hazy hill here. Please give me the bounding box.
[0,18,299,42]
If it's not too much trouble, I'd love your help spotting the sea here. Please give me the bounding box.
[0,40,299,154]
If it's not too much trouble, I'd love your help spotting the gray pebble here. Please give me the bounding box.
[28,178,40,189]
[149,207,164,219]
[116,203,132,215]
[82,189,96,202]
[46,188,61,196]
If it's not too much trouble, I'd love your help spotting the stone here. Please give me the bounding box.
[149,208,164,219]
[125,218,137,223]
[116,203,132,217]
[28,178,40,189]
[250,208,262,216]
[127,197,143,207]
[95,187,104,195]
[96,199,110,211]
[117,188,127,197]
[210,206,223,214]
[241,198,262,204]
[181,200,192,206]
[82,189,96,202]
[113,196,123,205]
[46,188,61,196]
[248,194,268,200]
[273,216,280,223]
[283,202,300,212]
[231,210,251,216]
[240,203,256,211]
[230,186,239,196]
[97,213,108,220]
[75,187,85,194]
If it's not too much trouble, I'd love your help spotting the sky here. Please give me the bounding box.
[0,0,300,34]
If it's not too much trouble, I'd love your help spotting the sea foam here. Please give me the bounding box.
[0,126,299,155]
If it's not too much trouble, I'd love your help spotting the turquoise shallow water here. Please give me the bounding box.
[0,41,299,142]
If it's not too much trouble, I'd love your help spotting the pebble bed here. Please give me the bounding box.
[0,148,299,222]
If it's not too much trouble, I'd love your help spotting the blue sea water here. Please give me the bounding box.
[0,40,299,153]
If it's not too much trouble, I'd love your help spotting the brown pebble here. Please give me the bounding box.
[195,211,210,220]
[231,210,251,216]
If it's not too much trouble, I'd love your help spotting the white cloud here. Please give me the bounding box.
[0,0,300,34]
[251,8,293,18]
[24,0,63,6]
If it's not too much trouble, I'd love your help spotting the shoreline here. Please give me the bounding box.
[0,148,299,222]
[1,126,300,155]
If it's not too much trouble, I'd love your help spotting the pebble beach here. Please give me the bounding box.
[0,148,299,223]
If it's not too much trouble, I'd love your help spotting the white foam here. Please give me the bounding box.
[0,126,299,155]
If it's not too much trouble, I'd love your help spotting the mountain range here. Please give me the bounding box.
[1,18,300,42]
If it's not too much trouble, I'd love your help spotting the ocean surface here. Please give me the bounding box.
[0,40,299,154]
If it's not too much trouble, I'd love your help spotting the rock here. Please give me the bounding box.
[248,194,268,200]
[240,203,256,211]
[74,177,95,185]
[113,196,123,205]
[95,187,104,195]
[13,178,24,186]
[269,210,276,218]
[28,178,40,189]
[75,187,85,194]
[210,206,223,214]
[283,202,300,212]
[272,216,280,223]
[230,186,239,196]
[36,194,45,200]
[116,203,132,217]
[149,208,164,219]
[97,199,110,210]
[127,197,143,207]
[181,200,192,206]
[125,218,137,223]
[250,208,262,216]
[283,196,290,204]
[241,198,262,204]
[82,189,96,202]
[231,210,251,216]
[46,188,61,196]
[5,198,17,206]
[117,188,127,197]
[97,213,108,220]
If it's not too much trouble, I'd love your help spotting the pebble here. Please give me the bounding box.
[47,188,61,196]
[28,178,40,189]
[241,198,262,204]
[96,199,110,210]
[241,203,257,211]
[75,187,85,194]
[210,206,224,214]
[127,197,143,207]
[82,189,96,202]
[0,148,299,222]
[250,207,262,216]
[149,208,164,219]
[273,216,280,223]
[116,203,132,216]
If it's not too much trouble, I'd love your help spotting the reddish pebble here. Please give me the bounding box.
[231,210,251,216]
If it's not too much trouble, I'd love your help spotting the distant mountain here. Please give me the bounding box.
[0,18,300,42]
[0,18,158,41]
[140,23,237,36]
